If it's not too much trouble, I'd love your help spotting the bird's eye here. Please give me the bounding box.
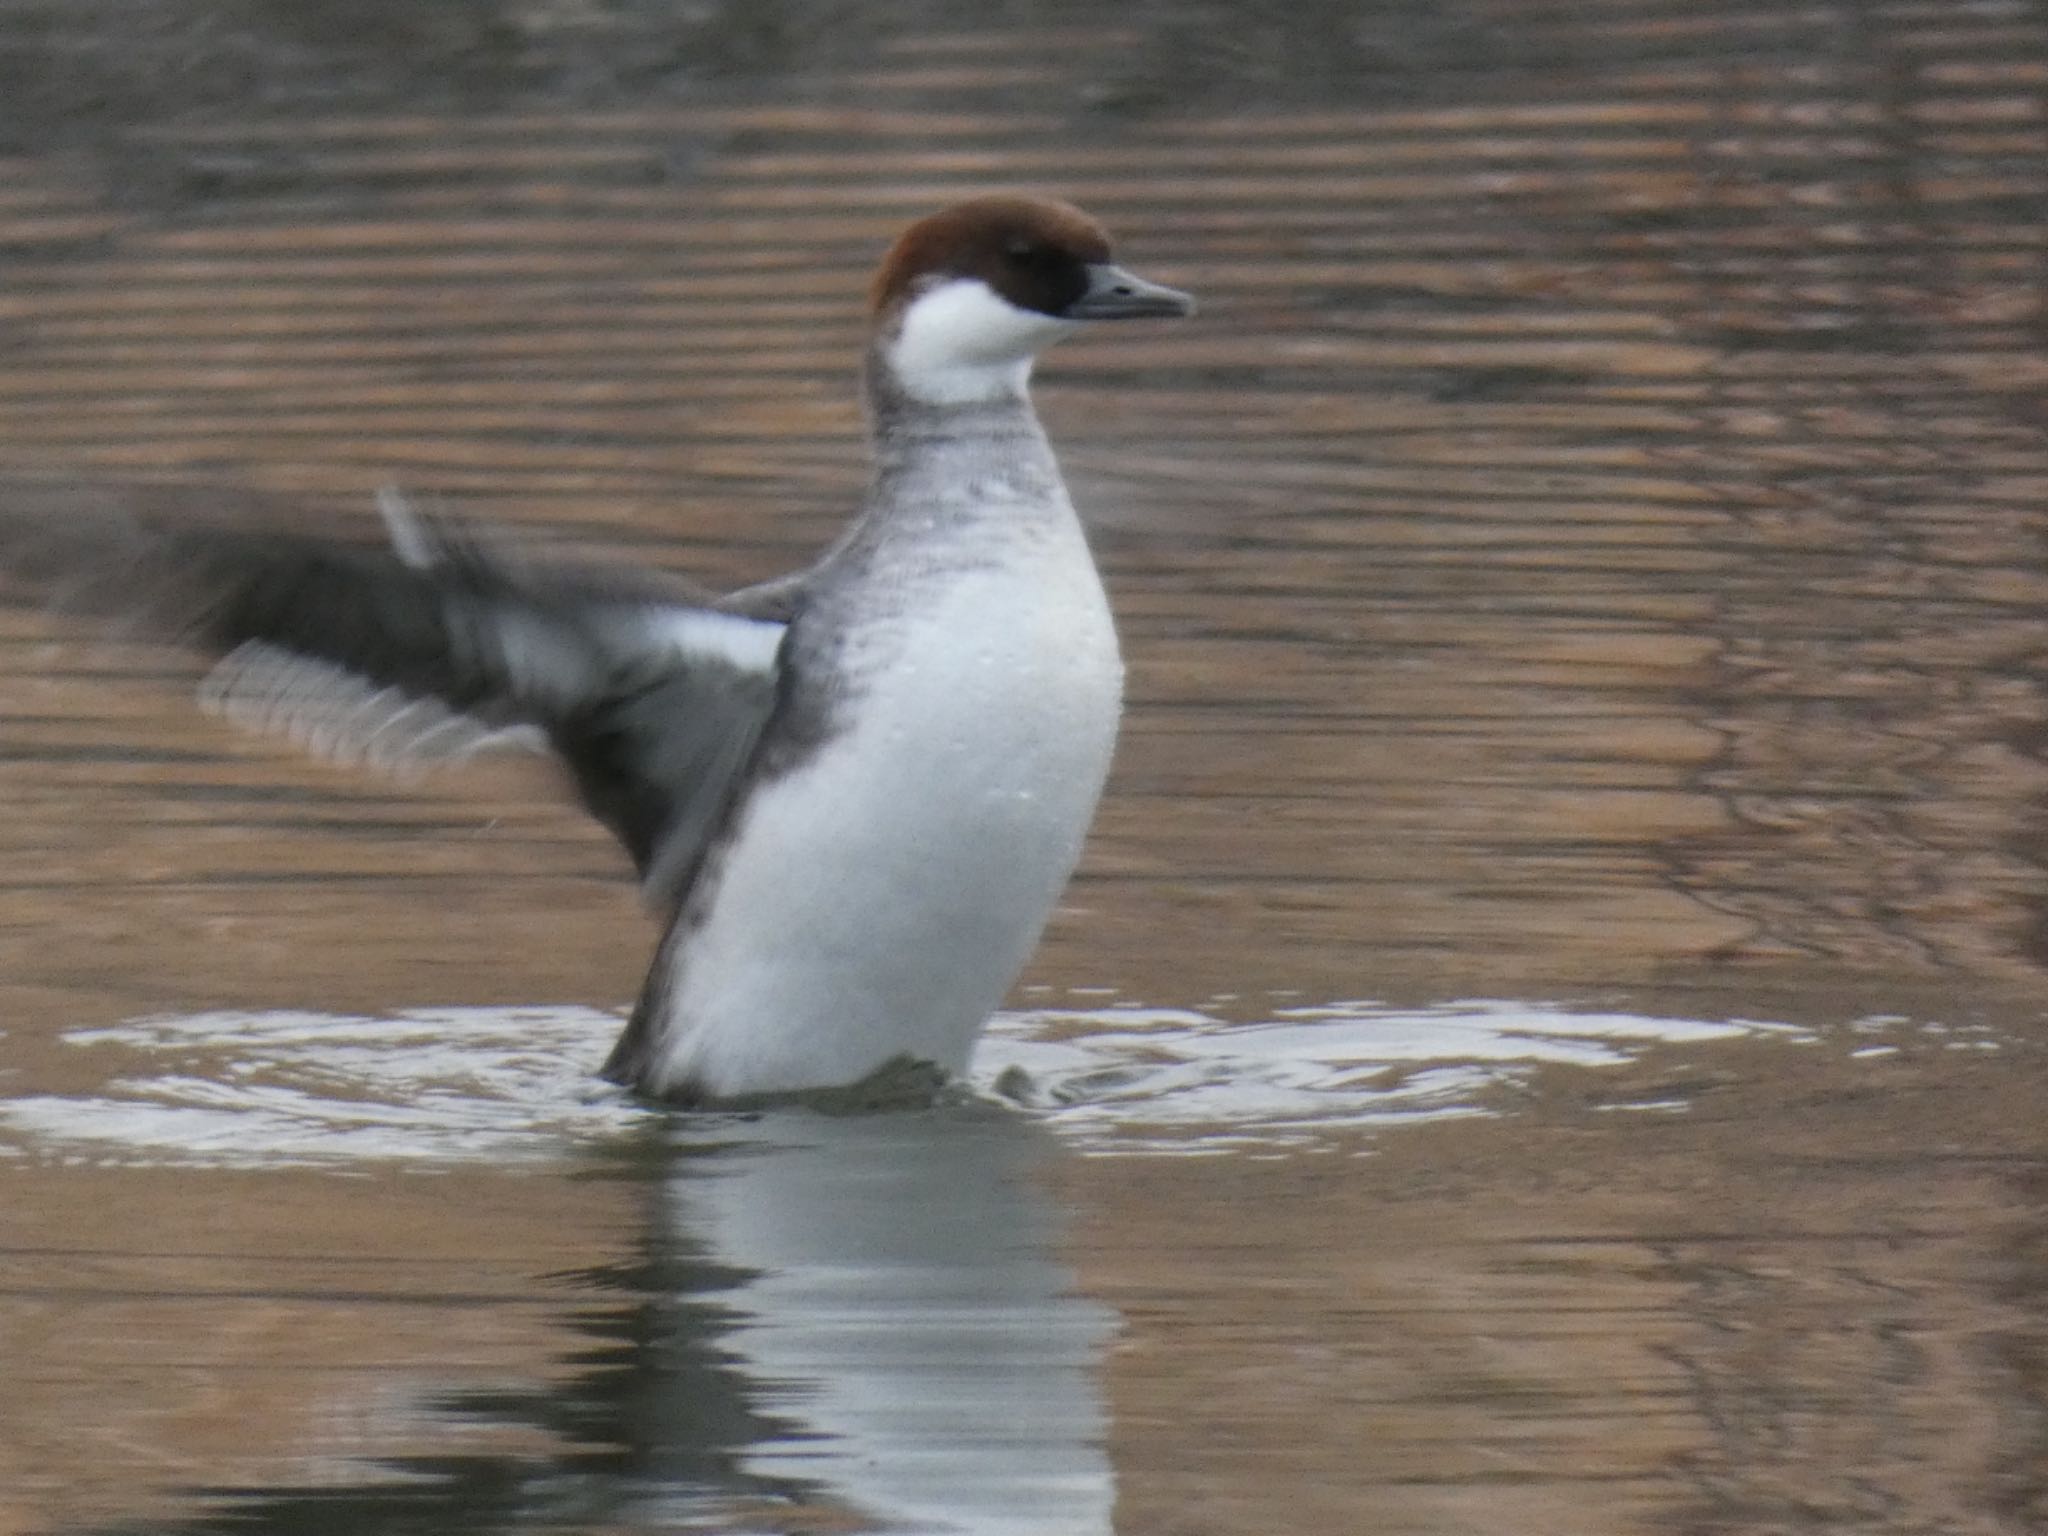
[1005,239,1049,267]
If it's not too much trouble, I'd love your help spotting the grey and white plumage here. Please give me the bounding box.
[0,195,1193,1105]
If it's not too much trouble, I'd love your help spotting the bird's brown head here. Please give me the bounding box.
[866,195,1192,405]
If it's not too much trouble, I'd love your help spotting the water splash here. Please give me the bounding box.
[0,1005,640,1169]
[983,998,1807,1154]
[0,996,1814,1168]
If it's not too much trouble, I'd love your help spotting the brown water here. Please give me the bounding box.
[3,2,2048,1532]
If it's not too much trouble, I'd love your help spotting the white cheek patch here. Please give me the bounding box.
[886,278,1079,404]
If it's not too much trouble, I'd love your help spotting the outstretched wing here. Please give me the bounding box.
[0,486,791,910]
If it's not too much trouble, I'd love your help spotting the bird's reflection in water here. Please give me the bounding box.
[89,1101,1118,1536]
[625,1101,1119,1535]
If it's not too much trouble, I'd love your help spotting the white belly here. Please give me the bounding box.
[646,559,1123,1099]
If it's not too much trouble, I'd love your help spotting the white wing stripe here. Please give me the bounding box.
[649,607,786,673]
[376,486,440,570]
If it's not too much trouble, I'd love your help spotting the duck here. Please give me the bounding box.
[0,195,1194,1105]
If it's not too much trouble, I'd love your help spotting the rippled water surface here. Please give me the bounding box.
[4,1,2048,1532]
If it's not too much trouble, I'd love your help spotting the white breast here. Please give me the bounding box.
[644,538,1123,1099]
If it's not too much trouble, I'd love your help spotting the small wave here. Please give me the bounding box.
[0,996,1813,1168]
[985,998,1808,1154]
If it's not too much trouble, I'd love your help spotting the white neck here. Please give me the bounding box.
[880,278,1076,406]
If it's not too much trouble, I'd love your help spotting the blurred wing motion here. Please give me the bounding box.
[0,485,790,909]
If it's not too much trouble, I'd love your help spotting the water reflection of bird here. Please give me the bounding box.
[0,196,1192,1107]
[645,1106,1119,1535]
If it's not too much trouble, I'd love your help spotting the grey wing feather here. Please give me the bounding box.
[198,640,552,775]
[0,484,790,909]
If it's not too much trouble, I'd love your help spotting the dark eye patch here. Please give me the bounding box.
[1004,239,1060,270]
[987,231,1089,316]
